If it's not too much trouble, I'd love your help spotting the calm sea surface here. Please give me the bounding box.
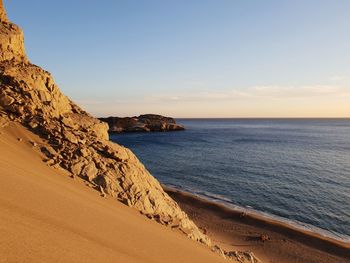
[110,119,350,242]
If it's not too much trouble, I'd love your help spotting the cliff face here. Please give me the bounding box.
[0,1,209,245]
[0,0,7,22]
[100,114,185,133]
[0,3,27,63]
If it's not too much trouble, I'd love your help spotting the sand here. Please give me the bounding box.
[166,188,350,263]
[1,121,349,263]
[0,122,228,263]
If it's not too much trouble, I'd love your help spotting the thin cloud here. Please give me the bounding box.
[249,85,350,98]
[75,99,105,105]
[329,75,347,81]
[147,84,350,103]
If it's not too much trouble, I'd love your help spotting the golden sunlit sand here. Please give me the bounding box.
[1,1,349,262]
[167,188,350,263]
[0,122,227,263]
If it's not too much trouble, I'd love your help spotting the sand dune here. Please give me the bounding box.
[0,2,254,261]
[1,2,348,262]
[0,122,228,263]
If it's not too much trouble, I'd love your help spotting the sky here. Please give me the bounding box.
[4,0,350,118]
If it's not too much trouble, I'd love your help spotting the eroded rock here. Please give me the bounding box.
[0,0,210,247]
[0,3,265,261]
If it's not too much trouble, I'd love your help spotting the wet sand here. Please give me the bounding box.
[166,187,350,263]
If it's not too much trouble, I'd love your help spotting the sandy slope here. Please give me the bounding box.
[0,122,227,263]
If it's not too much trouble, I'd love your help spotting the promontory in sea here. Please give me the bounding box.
[99,114,185,133]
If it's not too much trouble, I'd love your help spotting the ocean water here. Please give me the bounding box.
[110,119,350,242]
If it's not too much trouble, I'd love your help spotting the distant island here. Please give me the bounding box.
[99,114,185,133]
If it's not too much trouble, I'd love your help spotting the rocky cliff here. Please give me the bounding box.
[0,2,259,262]
[0,0,7,22]
[100,114,185,133]
[0,0,208,245]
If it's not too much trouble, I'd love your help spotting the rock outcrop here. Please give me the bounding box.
[0,0,208,245]
[0,2,260,262]
[100,114,185,133]
[0,0,7,22]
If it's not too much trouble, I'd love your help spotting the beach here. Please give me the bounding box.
[1,120,349,263]
[111,118,350,243]
[2,1,350,262]
[166,188,350,263]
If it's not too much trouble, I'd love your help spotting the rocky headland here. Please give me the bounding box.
[0,0,206,245]
[0,1,259,262]
[1,2,348,263]
[100,114,185,133]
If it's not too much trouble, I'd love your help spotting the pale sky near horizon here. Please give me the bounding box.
[4,0,350,118]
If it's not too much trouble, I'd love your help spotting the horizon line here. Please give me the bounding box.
[174,117,350,119]
[97,115,350,120]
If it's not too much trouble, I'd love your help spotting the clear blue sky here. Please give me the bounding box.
[5,0,350,117]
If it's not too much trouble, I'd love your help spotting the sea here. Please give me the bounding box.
[110,118,350,243]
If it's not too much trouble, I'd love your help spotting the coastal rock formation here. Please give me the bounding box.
[0,0,7,22]
[0,2,260,262]
[100,114,185,133]
[0,0,207,245]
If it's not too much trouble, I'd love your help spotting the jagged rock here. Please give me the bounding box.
[45,159,56,166]
[0,116,8,128]
[0,0,7,22]
[0,1,27,64]
[99,185,107,197]
[212,245,226,258]
[70,161,85,176]
[224,251,261,263]
[63,130,78,144]
[0,0,210,247]
[40,145,57,158]
[100,114,185,133]
[79,147,90,158]
[0,93,15,105]
[61,116,78,129]
[81,162,98,182]
[28,120,39,129]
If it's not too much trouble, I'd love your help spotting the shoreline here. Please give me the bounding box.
[165,186,350,262]
[167,186,349,244]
